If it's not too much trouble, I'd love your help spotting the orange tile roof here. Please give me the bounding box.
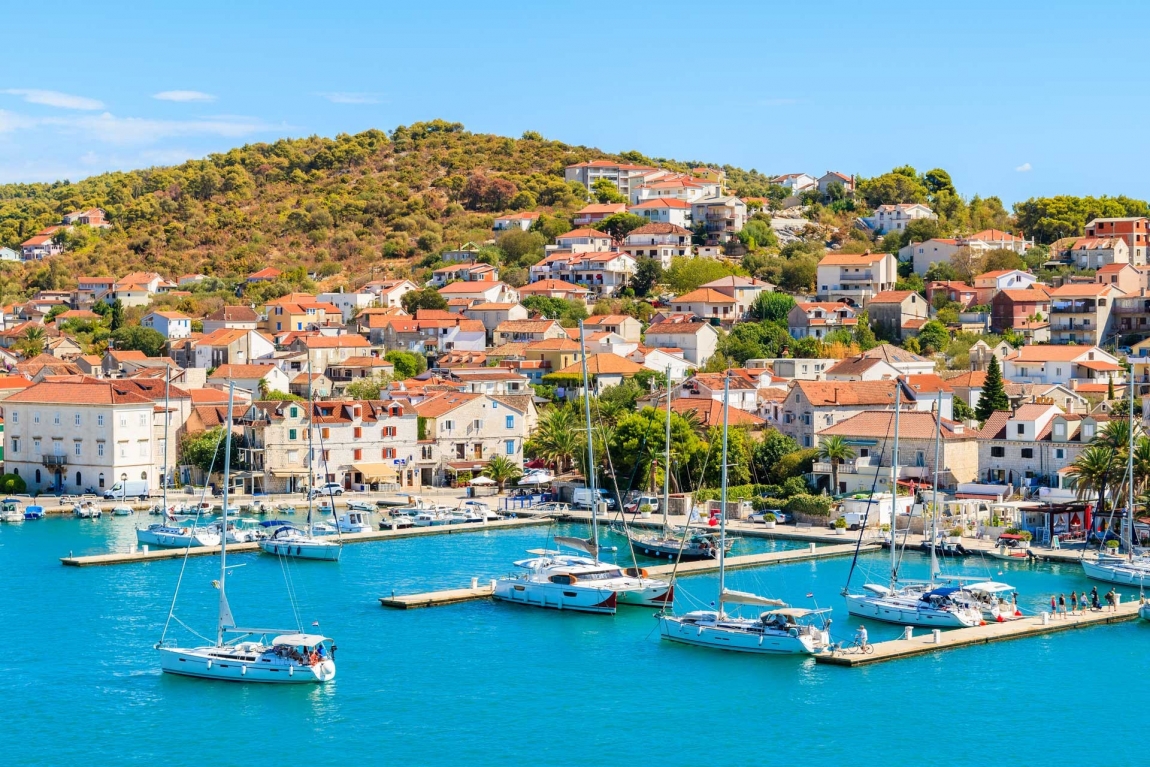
[674,288,736,304]
[557,354,644,376]
[209,364,281,379]
[821,411,970,440]
[412,391,483,418]
[794,380,898,406]
[557,228,610,239]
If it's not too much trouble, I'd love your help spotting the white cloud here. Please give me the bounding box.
[153,90,216,103]
[41,112,274,145]
[1015,162,1032,172]
[2,88,104,110]
[0,109,37,133]
[316,92,381,104]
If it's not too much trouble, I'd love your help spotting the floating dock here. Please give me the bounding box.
[817,600,1143,667]
[378,542,877,609]
[59,516,551,567]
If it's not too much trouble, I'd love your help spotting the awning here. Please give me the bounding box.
[447,461,487,472]
[269,468,306,478]
[352,462,398,481]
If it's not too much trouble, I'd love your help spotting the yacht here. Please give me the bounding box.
[23,505,45,520]
[1082,556,1150,586]
[492,553,620,614]
[658,373,830,655]
[73,501,101,519]
[137,523,221,548]
[459,500,500,521]
[413,509,452,527]
[845,583,983,628]
[111,505,133,517]
[0,498,23,523]
[336,510,372,533]
[345,499,374,512]
[157,384,338,684]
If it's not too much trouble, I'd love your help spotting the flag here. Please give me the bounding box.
[311,621,320,627]
[806,593,814,598]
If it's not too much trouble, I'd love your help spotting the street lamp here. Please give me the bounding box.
[120,472,128,507]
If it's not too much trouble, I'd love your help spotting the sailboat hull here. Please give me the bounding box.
[259,539,342,561]
[158,647,335,684]
[658,615,827,655]
[613,580,674,607]
[492,579,617,614]
[1081,559,1150,586]
[844,593,980,628]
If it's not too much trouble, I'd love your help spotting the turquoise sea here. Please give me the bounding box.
[2,515,1147,767]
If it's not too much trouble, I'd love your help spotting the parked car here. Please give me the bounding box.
[749,509,789,524]
[623,494,660,514]
[310,482,344,498]
[572,488,617,510]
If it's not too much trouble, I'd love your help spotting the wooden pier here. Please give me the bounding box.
[817,599,1143,667]
[59,517,551,567]
[378,542,877,609]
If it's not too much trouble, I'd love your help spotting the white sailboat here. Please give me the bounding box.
[493,320,672,613]
[843,383,982,628]
[156,384,337,684]
[1082,377,1150,585]
[258,364,342,562]
[658,373,832,655]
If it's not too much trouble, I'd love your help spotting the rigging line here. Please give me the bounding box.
[842,430,890,594]
[662,414,720,596]
[597,409,654,567]
[311,398,345,544]
[159,426,229,646]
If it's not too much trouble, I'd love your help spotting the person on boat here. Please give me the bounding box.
[854,625,869,651]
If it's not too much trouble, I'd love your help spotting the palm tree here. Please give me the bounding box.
[1133,435,1150,498]
[15,326,45,358]
[818,435,856,495]
[482,455,522,494]
[526,406,580,472]
[1068,445,1120,515]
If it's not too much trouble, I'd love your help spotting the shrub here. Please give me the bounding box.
[0,474,26,494]
[785,494,832,517]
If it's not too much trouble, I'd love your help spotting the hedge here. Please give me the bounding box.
[784,494,832,517]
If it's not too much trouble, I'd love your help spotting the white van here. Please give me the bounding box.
[104,479,149,500]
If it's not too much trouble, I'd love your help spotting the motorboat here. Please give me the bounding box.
[379,514,415,530]
[0,498,23,523]
[336,510,372,533]
[375,495,413,508]
[275,503,297,515]
[629,527,732,561]
[445,507,485,525]
[959,581,1020,622]
[845,584,984,628]
[986,533,1033,562]
[111,505,134,517]
[157,382,340,684]
[459,500,500,521]
[527,502,568,515]
[917,534,973,558]
[247,500,268,515]
[1140,600,1150,621]
[217,518,266,543]
[656,372,830,655]
[260,525,342,561]
[137,522,221,549]
[492,553,620,614]
[345,499,374,512]
[23,505,45,520]
[412,510,452,527]
[73,501,102,519]
[158,633,337,684]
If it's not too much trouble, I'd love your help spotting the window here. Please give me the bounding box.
[1055,448,1065,459]
[354,427,362,438]
[98,473,104,488]
[505,415,514,429]
[443,420,454,432]
[97,442,105,457]
[98,414,105,427]
[290,406,298,418]
[120,443,127,459]
[1021,448,1034,459]
[139,414,147,426]
[74,413,81,426]
[119,415,127,427]
[33,411,40,424]
[321,428,330,439]
[1017,424,1025,435]
[353,449,362,460]
[74,441,81,457]
[33,439,41,455]
[9,411,15,424]
[53,412,60,425]
[10,438,18,454]
[139,441,148,458]
[990,446,1005,457]
[505,440,515,455]
[289,428,297,441]
[383,448,395,459]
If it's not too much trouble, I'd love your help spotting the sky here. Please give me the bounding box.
[3,0,1149,205]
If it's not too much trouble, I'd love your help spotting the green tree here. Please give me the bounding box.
[749,291,795,323]
[111,326,166,357]
[14,325,45,358]
[591,178,625,204]
[497,229,546,266]
[181,427,246,476]
[982,248,1025,272]
[817,435,856,495]
[630,259,663,297]
[594,212,646,239]
[916,320,950,355]
[853,311,879,350]
[110,299,124,331]
[753,429,800,477]
[858,170,929,207]
[1068,444,1120,515]
[924,261,958,282]
[665,257,743,294]
[345,375,391,400]
[778,254,818,293]
[974,355,1010,422]
[482,454,523,493]
[525,406,581,472]
[401,288,449,313]
[953,398,976,421]
[384,350,427,380]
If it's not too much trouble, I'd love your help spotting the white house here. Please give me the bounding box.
[816,251,899,305]
[628,198,693,228]
[141,310,192,340]
[553,228,613,253]
[772,173,818,194]
[207,363,291,399]
[691,196,748,242]
[318,291,378,322]
[622,223,693,269]
[872,203,936,234]
[493,212,540,231]
[0,247,19,262]
[1003,345,1123,386]
[644,316,720,365]
[364,279,419,309]
[627,346,693,382]
[903,238,962,276]
[437,281,519,304]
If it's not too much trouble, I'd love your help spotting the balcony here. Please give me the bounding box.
[42,455,68,467]
[1051,300,1096,313]
[838,273,875,283]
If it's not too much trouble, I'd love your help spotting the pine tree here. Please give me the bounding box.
[1108,374,1115,401]
[975,355,1010,423]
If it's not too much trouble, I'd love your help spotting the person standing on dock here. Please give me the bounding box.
[1057,594,1066,618]
[1105,589,1117,612]
[1070,591,1078,615]
[1090,587,1100,611]
[1050,595,1056,616]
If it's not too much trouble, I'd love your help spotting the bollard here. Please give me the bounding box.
[142,545,149,554]
[471,577,479,589]
[932,629,941,644]
[1041,611,1050,625]
[902,626,913,640]
[391,521,397,531]
[490,579,496,590]
[809,542,816,553]
[1115,593,1122,606]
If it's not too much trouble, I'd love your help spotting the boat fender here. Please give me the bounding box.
[996,615,1005,623]
[289,665,294,677]
[206,660,212,670]
[241,665,247,676]
[624,567,649,578]
[788,628,799,638]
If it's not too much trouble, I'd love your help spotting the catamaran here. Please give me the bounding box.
[258,366,342,562]
[843,384,982,628]
[658,373,832,655]
[156,384,337,684]
[493,320,672,613]
[625,368,731,562]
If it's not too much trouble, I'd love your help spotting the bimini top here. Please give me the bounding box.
[272,634,331,647]
[962,581,1015,595]
[920,587,960,600]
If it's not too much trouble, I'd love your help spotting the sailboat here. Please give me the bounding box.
[492,320,673,613]
[156,384,337,684]
[138,368,221,549]
[843,383,982,628]
[258,363,341,561]
[658,373,832,655]
[1081,376,1150,585]
[627,368,730,562]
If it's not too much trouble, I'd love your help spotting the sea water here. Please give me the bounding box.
[2,515,1147,767]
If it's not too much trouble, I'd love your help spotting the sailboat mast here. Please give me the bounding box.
[930,390,942,580]
[307,358,315,538]
[217,382,235,646]
[1127,372,1135,556]
[578,320,598,561]
[662,366,672,534]
[717,372,730,614]
[162,364,170,512]
[890,381,901,588]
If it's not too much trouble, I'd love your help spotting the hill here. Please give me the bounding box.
[0,120,777,297]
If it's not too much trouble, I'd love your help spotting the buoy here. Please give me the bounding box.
[996,615,1005,623]
[1015,610,1022,617]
